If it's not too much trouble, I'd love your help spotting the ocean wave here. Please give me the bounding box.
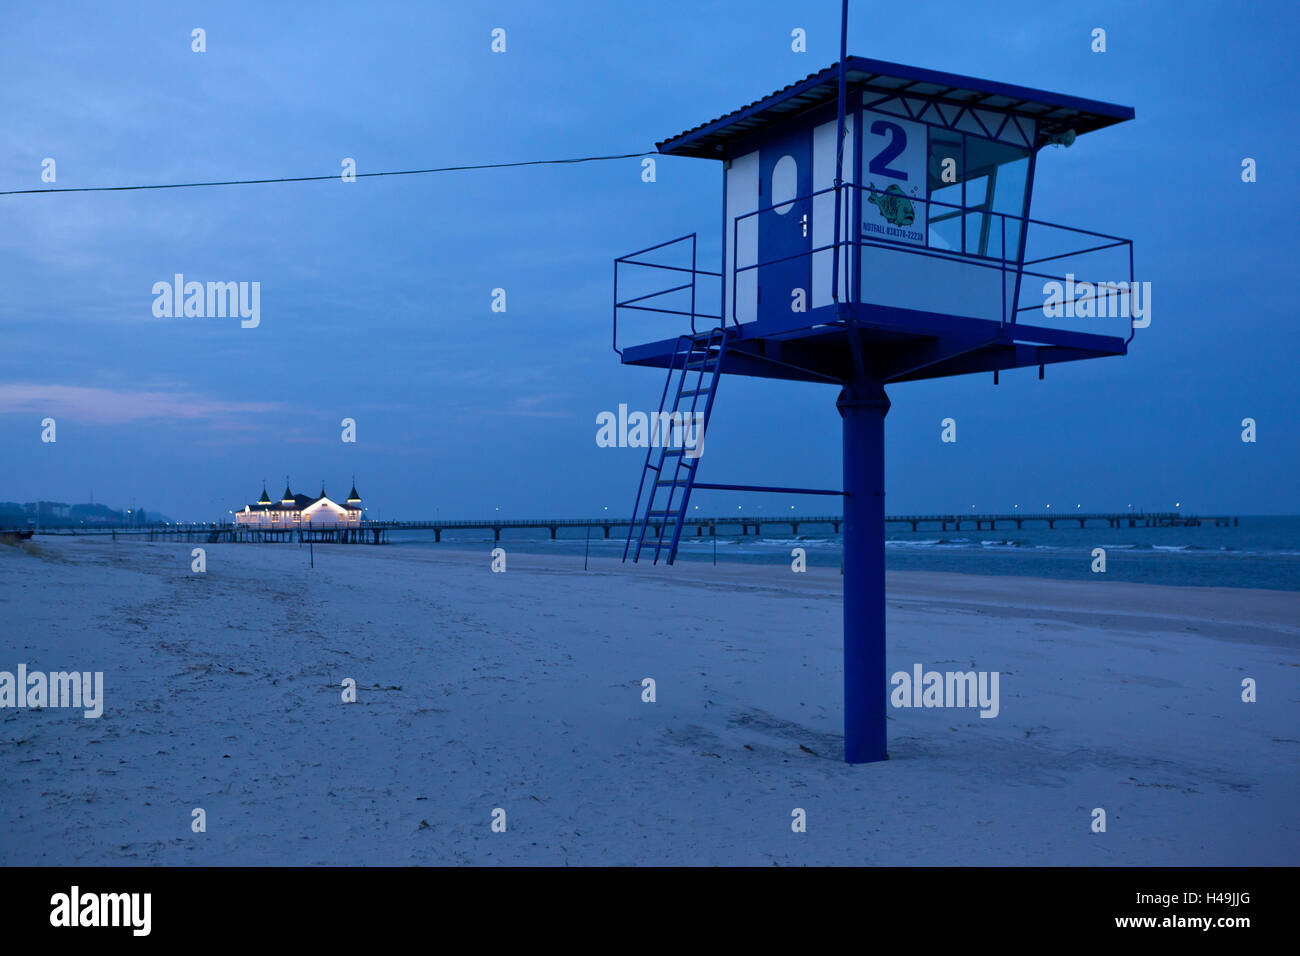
[756,537,835,548]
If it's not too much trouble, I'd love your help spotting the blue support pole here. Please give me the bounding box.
[838,379,890,763]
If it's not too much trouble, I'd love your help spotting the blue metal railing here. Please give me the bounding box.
[613,233,721,355]
[731,185,1133,331]
[614,191,1134,351]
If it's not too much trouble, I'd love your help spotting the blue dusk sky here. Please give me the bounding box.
[1,0,1296,520]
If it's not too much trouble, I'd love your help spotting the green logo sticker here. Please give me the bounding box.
[867,182,916,228]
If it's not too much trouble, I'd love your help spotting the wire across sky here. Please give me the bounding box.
[0,151,653,197]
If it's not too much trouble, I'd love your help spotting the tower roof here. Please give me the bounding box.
[257,482,272,505]
[281,479,294,503]
[346,478,361,503]
[656,56,1134,159]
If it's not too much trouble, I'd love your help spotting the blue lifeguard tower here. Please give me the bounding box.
[613,57,1136,763]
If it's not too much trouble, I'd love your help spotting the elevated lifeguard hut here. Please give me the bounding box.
[613,56,1136,763]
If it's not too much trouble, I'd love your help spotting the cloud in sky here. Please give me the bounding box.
[0,383,282,427]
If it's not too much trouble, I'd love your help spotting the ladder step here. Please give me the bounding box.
[624,329,731,567]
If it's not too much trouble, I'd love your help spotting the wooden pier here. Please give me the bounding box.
[14,511,1237,545]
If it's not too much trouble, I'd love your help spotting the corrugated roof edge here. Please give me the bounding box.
[657,56,1135,158]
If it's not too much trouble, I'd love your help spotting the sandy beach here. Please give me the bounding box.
[1,536,1296,866]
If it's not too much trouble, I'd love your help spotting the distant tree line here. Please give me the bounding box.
[0,501,169,528]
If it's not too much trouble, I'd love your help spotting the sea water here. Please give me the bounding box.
[387,515,1300,591]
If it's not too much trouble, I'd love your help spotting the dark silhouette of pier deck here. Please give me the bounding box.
[15,511,1237,544]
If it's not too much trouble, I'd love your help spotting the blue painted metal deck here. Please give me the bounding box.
[622,301,1127,385]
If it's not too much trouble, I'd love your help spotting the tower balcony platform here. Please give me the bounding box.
[614,190,1136,386]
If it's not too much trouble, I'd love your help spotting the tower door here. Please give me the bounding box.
[757,126,813,322]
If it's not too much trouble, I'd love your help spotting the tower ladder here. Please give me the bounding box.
[623,327,730,564]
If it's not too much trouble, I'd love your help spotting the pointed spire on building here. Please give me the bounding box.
[258,480,272,505]
[281,476,294,505]
[347,474,361,504]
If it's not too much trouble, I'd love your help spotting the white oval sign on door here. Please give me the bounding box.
[771,155,797,214]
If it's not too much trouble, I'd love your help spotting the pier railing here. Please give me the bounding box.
[8,511,1236,541]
